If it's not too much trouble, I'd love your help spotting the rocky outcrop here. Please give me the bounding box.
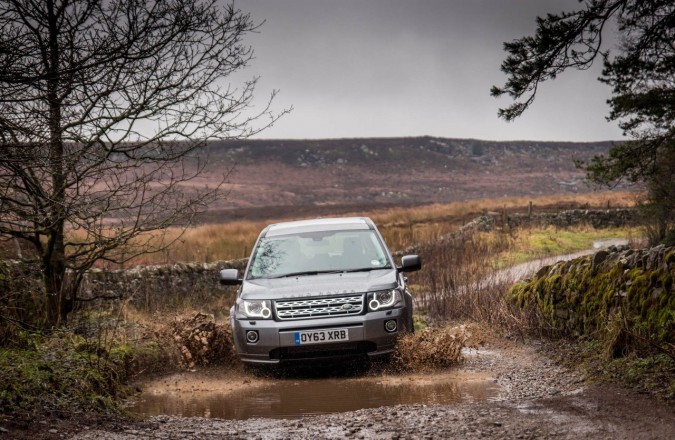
[509,245,674,356]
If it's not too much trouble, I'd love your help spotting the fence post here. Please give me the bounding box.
[502,205,508,230]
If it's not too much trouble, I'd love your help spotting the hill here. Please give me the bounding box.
[194,136,619,222]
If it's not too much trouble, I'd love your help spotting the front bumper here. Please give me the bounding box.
[231,308,407,364]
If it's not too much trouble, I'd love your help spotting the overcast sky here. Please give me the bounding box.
[235,0,624,142]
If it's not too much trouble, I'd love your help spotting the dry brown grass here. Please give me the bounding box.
[132,220,267,265]
[407,229,515,323]
[110,190,636,267]
[372,191,635,250]
[371,190,635,226]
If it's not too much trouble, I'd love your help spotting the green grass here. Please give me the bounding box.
[494,226,639,268]
[0,330,132,421]
[574,339,675,403]
[413,314,429,332]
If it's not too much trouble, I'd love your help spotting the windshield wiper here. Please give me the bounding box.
[267,267,391,279]
[270,270,345,279]
[342,266,392,273]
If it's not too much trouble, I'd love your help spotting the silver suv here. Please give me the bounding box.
[220,217,421,365]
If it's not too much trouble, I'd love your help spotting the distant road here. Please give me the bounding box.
[491,238,630,285]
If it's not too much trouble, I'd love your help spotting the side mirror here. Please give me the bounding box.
[398,254,421,273]
[219,268,242,285]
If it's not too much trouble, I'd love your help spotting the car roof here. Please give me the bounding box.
[264,217,375,237]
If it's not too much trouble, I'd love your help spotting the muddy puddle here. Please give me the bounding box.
[127,367,500,420]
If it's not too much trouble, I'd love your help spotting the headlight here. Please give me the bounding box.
[241,300,272,319]
[367,289,401,311]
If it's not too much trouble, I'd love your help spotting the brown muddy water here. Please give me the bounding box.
[127,366,500,420]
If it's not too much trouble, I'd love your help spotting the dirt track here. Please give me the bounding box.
[66,335,674,440]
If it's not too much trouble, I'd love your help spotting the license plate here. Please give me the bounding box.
[294,328,349,345]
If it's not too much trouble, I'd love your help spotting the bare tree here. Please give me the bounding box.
[0,0,285,326]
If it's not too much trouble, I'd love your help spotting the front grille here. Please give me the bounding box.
[274,295,364,320]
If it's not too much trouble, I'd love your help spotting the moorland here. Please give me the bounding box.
[190,136,621,222]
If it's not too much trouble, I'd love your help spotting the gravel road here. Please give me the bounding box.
[489,238,630,285]
[66,334,674,440]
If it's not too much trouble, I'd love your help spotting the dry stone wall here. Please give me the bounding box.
[82,259,248,312]
[1,258,248,314]
[513,208,637,229]
[509,245,674,355]
[462,208,637,232]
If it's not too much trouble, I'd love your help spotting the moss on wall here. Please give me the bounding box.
[509,245,674,357]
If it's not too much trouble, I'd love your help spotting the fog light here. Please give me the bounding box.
[246,330,259,343]
[384,319,397,333]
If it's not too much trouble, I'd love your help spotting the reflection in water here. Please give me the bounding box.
[129,373,500,420]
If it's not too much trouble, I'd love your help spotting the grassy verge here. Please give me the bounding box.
[550,338,675,403]
[0,311,181,424]
[409,225,639,324]
[0,331,130,422]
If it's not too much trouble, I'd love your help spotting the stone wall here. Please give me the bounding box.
[1,258,248,315]
[509,245,674,355]
[514,208,637,229]
[462,208,637,232]
[82,259,249,312]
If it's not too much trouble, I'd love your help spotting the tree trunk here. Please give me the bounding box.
[43,230,67,327]
[44,0,69,327]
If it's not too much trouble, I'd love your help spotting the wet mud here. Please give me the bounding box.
[128,366,499,420]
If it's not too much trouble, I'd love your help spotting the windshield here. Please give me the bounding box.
[247,229,392,279]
